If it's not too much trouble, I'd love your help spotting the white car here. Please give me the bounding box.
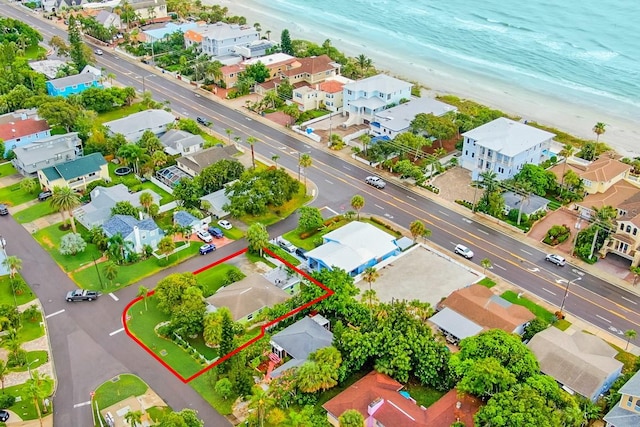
[218,219,233,230]
[545,254,566,266]
[365,176,386,189]
[94,49,103,55]
[196,230,213,243]
[454,244,474,259]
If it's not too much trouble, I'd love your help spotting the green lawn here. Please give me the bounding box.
[0,162,17,177]
[32,223,103,274]
[283,218,350,251]
[126,298,205,378]
[239,185,312,227]
[196,263,243,297]
[501,290,557,323]
[0,182,38,206]
[93,374,149,411]
[96,103,150,125]
[7,350,48,374]
[23,44,46,60]
[18,310,45,342]
[5,379,54,421]
[477,277,497,288]
[220,226,244,240]
[190,373,235,415]
[554,318,571,330]
[12,202,57,224]
[135,181,174,204]
[0,276,36,306]
[405,380,446,407]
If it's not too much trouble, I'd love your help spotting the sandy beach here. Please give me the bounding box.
[213,0,640,157]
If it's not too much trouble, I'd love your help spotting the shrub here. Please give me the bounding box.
[419,183,440,194]
[0,394,16,408]
[543,224,571,246]
[456,200,474,210]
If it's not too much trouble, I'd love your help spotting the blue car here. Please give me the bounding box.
[207,227,224,239]
[199,243,216,255]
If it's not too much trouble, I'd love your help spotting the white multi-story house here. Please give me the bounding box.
[185,22,259,58]
[460,117,556,180]
[12,132,83,176]
[342,74,412,125]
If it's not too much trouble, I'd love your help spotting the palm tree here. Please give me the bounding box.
[356,54,372,77]
[265,30,271,40]
[205,60,223,84]
[124,409,143,427]
[350,195,365,220]
[593,122,606,142]
[151,150,167,169]
[625,329,637,350]
[50,186,81,233]
[106,72,116,84]
[106,233,134,265]
[246,136,258,168]
[2,255,22,280]
[157,236,175,264]
[248,386,274,427]
[0,359,7,392]
[139,192,154,215]
[138,285,149,311]
[27,371,50,427]
[117,144,147,176]
[481,258,492,274]
[558,143,573,196]
[271,155,280,168]
[298,153,312,186]
[362,266,379,319]
[630,266,640,286]
[409,220,426,241]
[102,262,118,286]
[225,128,233,143]
[20,177,37,194]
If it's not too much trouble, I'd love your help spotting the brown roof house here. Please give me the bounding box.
[176,144,248,177]
[528,328,623,402]
[205,274,290,322]
[323,371,480,427]
[550,155,633,196]
[430,284,535,344]
[603,370,640,427]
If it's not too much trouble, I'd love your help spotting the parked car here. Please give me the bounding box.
[454,244,474,259]
[365,176,386,189]
[196,117,208,126]
[199,243,216,255]
[218,219,233,230]
[66,289,101,302]
[38,190,53,201]
[0,204,8,216]
[207,227,224,239]
[545,254,566,266]
[295,247,308,260]
[94,48,103,55]
[0,410,9,422]
[277,237,296,253]
[196,230,213,243]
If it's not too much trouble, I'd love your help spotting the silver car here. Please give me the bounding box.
[545,254,566,266]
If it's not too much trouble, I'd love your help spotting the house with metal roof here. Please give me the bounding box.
[74,184,161,229]
[12,132,83,176]
[370,96,457,139]
[176,145,246,177]
[37,152,109,192]
[143,21,199,43]
[342,74,413,125]
[158,129,204,156]
[460,117,556,180]
[528,328,623,401]
[46,73,102,98]
[102,214,164,254]
[269,315,333,379]
[604,370,640,427]
[205,274,290,322]
[104,109,176,142]
[305,221,401,276]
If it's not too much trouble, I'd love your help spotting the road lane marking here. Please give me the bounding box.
[520,249,533,255]
[109,293,119,301]
[109,328,125,336]
[477,229,489,235]
[342,165,351,170]
[374,204,385,210]
[596,315,612,323]
[493,264,506,271]
[325,179,334,184]
[323,206,339,215]
[542,288,556,295]
[74,401,91,408]
[622,296,638,305]
[45,309,65,319]
[438,210,450,217]
[407,196,416,201]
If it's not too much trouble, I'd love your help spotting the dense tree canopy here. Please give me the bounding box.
[224,168,300,216]
[197,160,244,194]
[154,272,199,314]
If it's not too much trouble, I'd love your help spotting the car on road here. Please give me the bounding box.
[94,48,103,55]
[0,410,9,422]
[199,243,216,255]
[454,244,474,259]
[196,230,213,243]
[218,219,233,230]
[38,190,53,201]
[66,289,101,302]
[207,227,224,239]
[0,204,8,216]
[365,176,386,189]
[277,237,296,253]
[196,117,208,126]
[545,254,566,266]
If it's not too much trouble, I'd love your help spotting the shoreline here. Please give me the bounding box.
[214,0,640,157]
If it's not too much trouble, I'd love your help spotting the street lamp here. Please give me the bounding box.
[559,277,582,314]
[27,358,40,380]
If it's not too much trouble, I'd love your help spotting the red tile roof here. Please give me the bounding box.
[280,54,338,77]
[0,118,50,141]
[422,389,482,427]
[319,80,344,93]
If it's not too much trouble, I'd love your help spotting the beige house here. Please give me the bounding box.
[604,370,640,426]
[176,145,246,177]
[291,79,346,112]
[550,155,632,195]
[37,153,109,192]
[220,53,298,88]
[130,0,168,21]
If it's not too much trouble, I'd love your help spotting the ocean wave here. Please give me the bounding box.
[573,50,619,61]
[453,17,508,34]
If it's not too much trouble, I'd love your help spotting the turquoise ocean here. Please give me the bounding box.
[244,0,640,122]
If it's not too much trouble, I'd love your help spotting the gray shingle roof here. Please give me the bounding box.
[102,214,160,237]
[503,191,549,215]
[271,316,334,360]
[13,132,80,166]
[173,210,199,227]
[48,73,98,90]
[177,145,240,175]
[104,109,176,138]
[41,152,106,181]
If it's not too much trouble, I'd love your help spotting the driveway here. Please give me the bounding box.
[431,167,477,203]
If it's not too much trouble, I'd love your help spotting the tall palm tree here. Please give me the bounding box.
[409,220,426,241]
[593,122,606,142]
[102,262,118,286]
[225,128,233,143]
[624,329,637,350]
[350,195,365,220]
[481,258,492,274]
[271,155,280,168]
[362,266,379,319]
[27,371,50,427]
[124,409,143,427]
[139,192,154,215]
[2,255,22,280]
[298,153,312,186]
[558,143,573,196]
[246,136,258,168]
[248,387,274,427]
[106,233,134,264]
[205,60,223,84]
[0,359,7,392]
[265,30,271,40]
[117,144,147,176]
[138,285,149,311]
[50,186,81,233]
[356,54,372,78]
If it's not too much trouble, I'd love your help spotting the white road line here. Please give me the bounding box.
[109,328,125,337]
[109,293,119,301]
[407,196,417,201]
[450,241,457,247]
[374,204,385,210]
[493,264,506,271]
[477,229,489,235]
[324,206,339,216]
[45,309,65,319]
[438,210,450,217]
[342,165,352,170]
[74,401,91,408]
[596,314,612,323]
[621,296,638,305]
[520,249,533,255]
[325,179,334,184]
[542,288,556,295]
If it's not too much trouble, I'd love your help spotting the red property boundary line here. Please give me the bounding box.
[122,247,334,383]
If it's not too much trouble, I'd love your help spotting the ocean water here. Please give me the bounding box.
[247,0,640,122]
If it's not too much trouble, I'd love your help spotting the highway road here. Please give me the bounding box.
[2,2,640,425]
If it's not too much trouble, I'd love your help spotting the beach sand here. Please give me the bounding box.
[213,0,640,156]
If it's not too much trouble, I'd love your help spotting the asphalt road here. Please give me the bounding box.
[2,3,640,425]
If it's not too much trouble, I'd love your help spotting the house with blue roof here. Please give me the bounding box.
[46,73,102,98]
[37,152,109,192]
[173,210,210,233]
[102,214,164,253]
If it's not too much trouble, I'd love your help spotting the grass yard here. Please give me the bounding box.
[501,290,557,323]
[221,226,244,240]
[24,44,46,60]
[8,350,49,374]
[0,276,36,306]
[190,373,235,415]
[96,103,150,125]
[0,161,17,177]
[18,310,45,342]
[32,223,103,273]
[266,244,300,266]
[12,201,57,224]
[126,298,205,378]
[477,277,497,288]
[5,379,54,421]
[93,374,149,411]
[283,218,350,251]
[405,380,446,407]
[0,182,38,206]
[195,263,243,297]
[135,181,174,204]
[239,185,312,227]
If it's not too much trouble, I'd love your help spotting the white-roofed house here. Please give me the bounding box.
[370,97,457,139]
[104,109,176,143]
[12,132,83,176]
[342,74,413,125]
[460,117,556,180]
[158,129,205,156]
[305,221,401,276]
